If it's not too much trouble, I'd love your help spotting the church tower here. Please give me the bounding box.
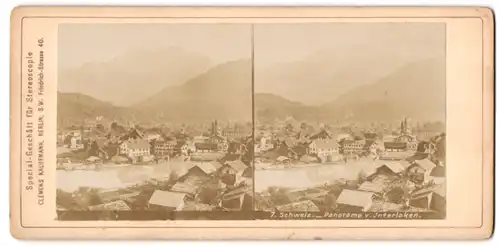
[211,120,219,136]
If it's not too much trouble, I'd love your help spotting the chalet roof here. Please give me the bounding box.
[148,190,186,208]
[170,182,198,196]
[379,162,406,174]
[336,189,374,208]
[225,160,247,172]
[411,184,446,199]
[195,142,218,150]
[414,159,437,172]
[358,181,385,193]
[88,200,131,211]
[195,162,220,174]
[310,139,339,149]
[276,200,320,212]
[384,142,407,149]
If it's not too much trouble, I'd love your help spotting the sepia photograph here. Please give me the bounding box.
[10,6,493,239]
[56,23,254,220]
[253,23,447,219]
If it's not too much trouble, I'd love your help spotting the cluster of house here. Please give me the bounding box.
[259,153,446,215]
[57,120,252,165]
[74,158,254,213]
[147,158,253,212]
[254,117,429,165]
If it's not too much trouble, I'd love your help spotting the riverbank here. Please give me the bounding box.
[254,159,383,192]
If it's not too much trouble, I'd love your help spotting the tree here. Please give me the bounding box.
[167,171,179,186]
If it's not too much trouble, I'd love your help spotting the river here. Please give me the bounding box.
[254,160,383,192]
[57,161,194,192]
[58,159,386,193]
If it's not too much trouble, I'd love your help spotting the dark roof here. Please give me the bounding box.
[363,139,376,149]
[405,152,430,162]
[310,129,333,140]
[384,142,406,149]
[225,160,248,172]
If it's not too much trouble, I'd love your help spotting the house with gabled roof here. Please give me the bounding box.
[308,139,339,156]
[358,181,385,194]
[219,186,253,211]
[170,182,199,198]
[148,190,187,211]
[195,162,222,175]
[373,162,408,177]
[178,165,211,187]
[336,189,375,212]
[406,158,437,184]
[220,160,248,177]
[119,139,152,162]
[410,184,445,213]
[309,129,333,141]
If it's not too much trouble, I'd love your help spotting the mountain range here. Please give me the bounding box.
[58,59,252,123]
[58,47,213,107]
[255,58,445,122]
[58,53,445,124]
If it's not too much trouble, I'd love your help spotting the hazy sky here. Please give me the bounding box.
[58,23,252,70]
[254,22,446,104]
[58,22,445,106]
